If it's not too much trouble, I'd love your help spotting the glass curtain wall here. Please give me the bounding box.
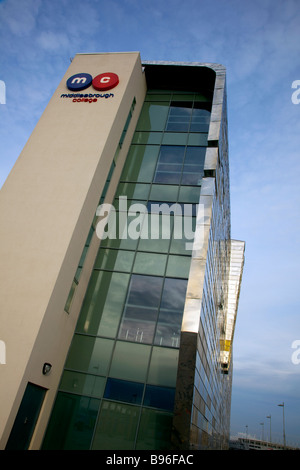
[188,99,231,450]
[42,91,211,450]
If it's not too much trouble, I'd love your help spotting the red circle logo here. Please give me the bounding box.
[92,72,119,91]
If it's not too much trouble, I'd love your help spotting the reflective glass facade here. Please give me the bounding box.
[42,90,213,450]
[42,63,244,450]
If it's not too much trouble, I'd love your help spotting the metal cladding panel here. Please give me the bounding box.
[172,63,245,450]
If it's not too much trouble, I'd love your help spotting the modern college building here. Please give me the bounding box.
[0,52,245,450]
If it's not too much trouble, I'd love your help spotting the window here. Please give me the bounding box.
[65,336,114,376]
[42,393,100,450]
[153,145,206,186]
[92,401,139,450]
[136,102,169,132]
[59,371,106,398]
[94,249,135,273]
[154,146,185,184]
[104,378,143,404]
[154,277,187,347]
[166,101,210,133]
[133,252,167,276]
[118,275,188,347]
[135,408,173,450]
[118,275,163,344]
[75,271,130,338]
[166,102,192,132]
[147,347,179,387]
[190,104,211,133]
[119,97,136,148]
[181,146,205,185]
[109,342,151,382]
[143,385,175,411]
[120,145,160,183]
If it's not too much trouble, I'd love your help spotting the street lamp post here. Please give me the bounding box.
[266,415,272,444]
[278,402,286,447]
[245,425,248,450]
[260,422,264,441]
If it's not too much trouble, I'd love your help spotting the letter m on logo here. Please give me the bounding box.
[72,77,86,84]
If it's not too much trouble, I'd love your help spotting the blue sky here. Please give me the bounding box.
[0,0,299,447]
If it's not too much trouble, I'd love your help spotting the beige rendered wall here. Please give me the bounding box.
[0,52,146,449]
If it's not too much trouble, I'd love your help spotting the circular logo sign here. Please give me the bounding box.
[66,73,93,91]
[92,73,119,91]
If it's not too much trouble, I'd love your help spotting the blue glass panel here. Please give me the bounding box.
[143,385,175,411]
[184,146,206,164]
[104,378,143,404]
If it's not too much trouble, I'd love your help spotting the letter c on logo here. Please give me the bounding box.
[92,73,119,91]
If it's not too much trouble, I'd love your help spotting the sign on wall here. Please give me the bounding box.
[61,72,119,102]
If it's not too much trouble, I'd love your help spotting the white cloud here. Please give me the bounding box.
[0,0,41,36]
[37,31,71,52]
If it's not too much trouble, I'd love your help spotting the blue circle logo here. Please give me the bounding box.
[66,73,93,91]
